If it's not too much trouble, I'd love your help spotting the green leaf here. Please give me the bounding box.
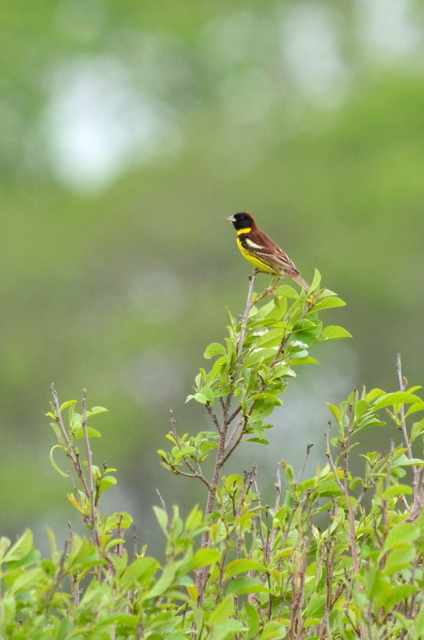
[383,546,416,575]
[415,605,424,635]
[383,523,420,552]
[274,284,298,298]
[373,392,422,411]
[204,343,227,359]
[98,475,117,495]
[1,597,16,626]
[211,620,248,640]
[190,387,215,405]
[327,403,341,422]
[382,485,413,499]
[310,269,321,291]
[49,445,69,477]
[153,506,168,534]
[366,388,386,402]
[9,568,44,595]
[316,296,346,310]
[253,328,285,348]
[225,559,268,579]
[74,426,101,439]
[259,621,289,640]
[392,454,424,468]
[198,387,215,403]
[244,348,277,368]
[122,557,159,589]
[291,356,318,365]
[406,402,424,417]
[146,562,177,598]
[386,584,417,611]
[226,577,271,595]
[192,548,221,569]
[59,400,77,411]
[251,393,283,406]
[209,596,234,624]
[244,603,260,640]
[4,529,33,562]
[96,613,139,628]
[355,400,369,419]
[88,406,108,416]
[319,326,352,341]
[411,418,424,442]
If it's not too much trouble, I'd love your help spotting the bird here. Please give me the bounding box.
[226,212,310,290]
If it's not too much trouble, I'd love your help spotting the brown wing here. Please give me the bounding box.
[245,228,302,278]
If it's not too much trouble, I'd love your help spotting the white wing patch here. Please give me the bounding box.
[245,237,264,250]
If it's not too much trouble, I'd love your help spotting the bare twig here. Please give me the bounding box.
[50,384,71,446]
[155,489,167,513]
[237,270,258,354]
[81,390,101,549]
[397,354,422,520]
[274,464,282,513]
[206,404,222,433]
[396,354,414,462]
[296,444,314,486]
[227,405,242,425]
[132,523,138,558]
[68,523,79,607]
[115,514,124,558]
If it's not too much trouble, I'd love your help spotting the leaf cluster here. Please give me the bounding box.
[1,274,424,638]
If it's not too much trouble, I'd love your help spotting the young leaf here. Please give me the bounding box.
[204,343,227,359]
[319,326,352,341]
[4,529,33,562]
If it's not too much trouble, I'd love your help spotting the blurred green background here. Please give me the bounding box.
[2,0,424,554]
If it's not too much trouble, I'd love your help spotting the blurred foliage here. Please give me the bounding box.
[1,0,424,551]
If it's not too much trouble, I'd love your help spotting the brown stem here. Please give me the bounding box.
[397,354,422,520]
[81,390,101,549]
[237,270,258,354]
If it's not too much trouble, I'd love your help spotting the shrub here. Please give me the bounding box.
[1,270,424,639]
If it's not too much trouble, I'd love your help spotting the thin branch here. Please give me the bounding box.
[115,514,124,558]
[227,405,242,425]
[169,411,212,488]
[81,390,101,548]
[237,270,258,354]
[206,404,222,433]
[274,464,282,513]
[396,354,414,462]
[155,489,167,513]
[171,467,212,487]
[50,384,71,446]
[296,444,314,486]
[68,523,79,607]
[325,422,360,576]
[397,354,422,520]
[224,416,244,454]
[222,416,249,464]
[51,386,90,498]
[132,523,138,558]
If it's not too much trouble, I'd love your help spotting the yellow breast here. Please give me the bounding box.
[236,237,278,274]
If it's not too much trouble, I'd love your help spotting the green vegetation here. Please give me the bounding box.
[2,273,424,638]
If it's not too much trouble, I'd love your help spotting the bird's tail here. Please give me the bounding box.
[293,274,310,290]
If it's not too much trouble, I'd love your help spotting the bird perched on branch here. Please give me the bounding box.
[227,212,309,290]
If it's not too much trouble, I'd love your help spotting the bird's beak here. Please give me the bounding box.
[226,215,236,223]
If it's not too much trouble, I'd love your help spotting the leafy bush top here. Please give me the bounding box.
[1,271,424,639]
